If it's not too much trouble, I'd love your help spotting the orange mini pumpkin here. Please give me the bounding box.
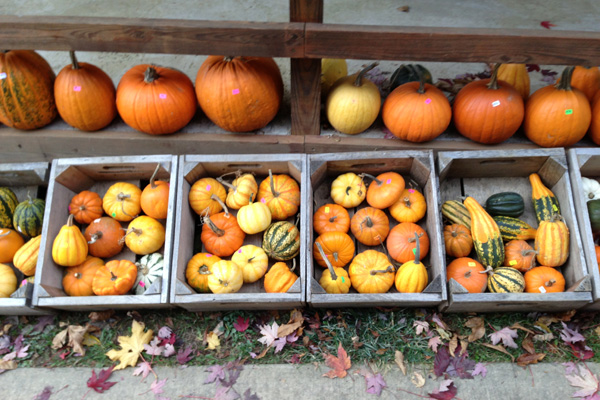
[503,240,536,272]
[264,261,298,293]
[443,224,473,258]
[389,188,427,223]
[189,177,227,217]
[201,212,246,257]
[69,190,103,225]
[92,259,137,296]
[524,266,565,293]
[313,231,355,268]
[62,256,104,296]
[313,203,350,235]
[103,182,142,222]
[0,228,25,263]
[140,164,170,220]
[348,250,395,294]
[560,66,600,102]
[386,223,429,264]
[257,170,300,220]
[350,207,390,246]
[186,252,222,293]
[362,172,405,209]
[84,216,125,259]
[446,257,487,294]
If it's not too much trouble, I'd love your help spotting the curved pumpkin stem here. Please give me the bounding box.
[110,271,118,282]
[358,173,383,186]
[199,265,212,275]
[486,63,501,90]
[88,231,102,244]
[144,66,160,84]
[116,192,134,218]
[376,236,399,269]
[202,215,225,237]
[69,50,80,70]
[289,258,297,273]
[0,230,11,238]
[223,56,235,62]
[403,197,412,208]
[216,170,243,191]
[268,169,280,198]
[359,216,374,232]
[545,279,557,287]
[210,194,229,217]
[119,227,143,245]
[66,214,75,227]
[149,163,161,189]
[480,266,494,275]
[412,232,420,264]
[370,265,394,275]
[354,62,378,87]
[407,232,424,243]
[315,241,338,281]
[555,66,575,91]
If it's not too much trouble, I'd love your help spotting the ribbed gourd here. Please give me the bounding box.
[463,197,504,268]
[492,216,537,241]
[12,195,45,238]
[529,173,560,224]
[486,266,525,293]
[0,187,18,229]
[441,200,472,230]
[535,215,570,267]
[262,221,300,261]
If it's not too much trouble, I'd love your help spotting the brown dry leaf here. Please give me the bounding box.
[555,310,576,321]
[411,371,425,388]
[516,352,545,367]
[459,339,468,357]
[323,342,351,379]
[0,360,17,370]
[397,5,410,12]
[106,320,153,370]
[521,335,535,355]
[253,346,270,360]
[481,343,515,361]
[278,309,304,338]
[533,333,554,342]
[67,325,90,356]
[536,316,559,328]
[376,348,387,356]
[395,350,407,375]
[51,328,68,350]
[2,324,12,335]
[126,311,143,322]
[465,317,485,342]
[448,335,458,357]
[89,310,115,322]
[436,327,451,341]
[511,322,535,335]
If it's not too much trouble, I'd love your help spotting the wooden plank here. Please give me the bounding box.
[0,16,305,57]
[290,0,323,23]
[305,23,600,65]
[290,59,321,136]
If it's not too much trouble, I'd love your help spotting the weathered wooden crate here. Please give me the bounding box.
[170,154,307,311]
[0,162,50,315]
[438,148,592,313]
[32,155,178,311]
[568,148,600,310]
[306,151,446,308]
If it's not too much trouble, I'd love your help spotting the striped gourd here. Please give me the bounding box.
[535,215,570,267]
[463,197,504,268]
[262,221,300,261]
[12,196,45,238]
[486,266,525,293]
[12,235,41,276]
[529,173,560,223]
[0,187,18,229]
[493,216,537,241]
[441,200,471,230]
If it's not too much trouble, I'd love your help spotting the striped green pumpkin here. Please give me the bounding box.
[262,221,300,261]
[529,173,560,223]
[487,266,525,293]
[13,196,45,237]
[441,200,471,230]
[463,197,504,268]
[0,187,18,229]
[493,216,537,241]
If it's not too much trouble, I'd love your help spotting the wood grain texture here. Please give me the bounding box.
[305,23,600,65]
[290,0,323,23]
[290,58,321,135]
[0,16,304,57]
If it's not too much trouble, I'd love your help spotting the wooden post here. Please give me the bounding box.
[290,0,323,136]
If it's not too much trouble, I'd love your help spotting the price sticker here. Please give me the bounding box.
[492,100,501,107]
[73,85,82,92]
[325,206,330,213]
[21,279,27,286]
[159,93,167,99]
[206,253,212,257]
[238,249,243,253]
[565,109,573,115]
[412,248,417,255]
[509,260,517,266]
[408,189,415,193]
[425,98,432,104]
[261,197,266,203]
[386,179,392,184]
[206,184,211,191]
[539,286,547,293]
[0,73,6,79]
[232,88,240,95]
[468,262,476,267]
[341,277,346,283]
[139,281,146,287]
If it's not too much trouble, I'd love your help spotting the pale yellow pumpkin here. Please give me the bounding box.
[395,233,428,293]
[321,58,348,98]
[236,196,272,235]
[219,172,258,210]
[330,172,366,208]
[208,260,243,294]
[231,244,268,283]
[124,216,165,255]
[102,182,141,222]
[0,263,17,298]
[316,241,351,294]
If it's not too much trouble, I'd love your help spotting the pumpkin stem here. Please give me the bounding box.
[88,231,102,244]
[26,191,33,203]
[249,193,255,204]
[354,62,378,87]
[110,271,118,281]
[216,170,243,191]
[465,270,472,278]
[217,170,242,181]
[403,197,412,208]
[412,232,420,264]
[329,215,338,223]
[210,194,230,217]
[315,241,338,281]
[66,214,75,227]
[486,63,501,90]
[555,66,575,91]
[370,265,394,275]
[545,279,557,287]
[144,66,160,84]
[248,256,255,262]
[289,258,297,273]
[480,266,494,276]
[203,215,225,237]
[149,163,161,189]
[199,265,212,275]
[407,232,424,243]
[358,173,383,186]
[224,56,235,62]
[116,192,134,218]
[119,227,143,245]
[74,272,82,279]
[69,50,80,70]
[0,230,11,238]
[364,216,373,228]
[415,67,427,94]
[268,169,280,197]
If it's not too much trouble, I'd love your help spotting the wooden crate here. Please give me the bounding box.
[32,155,178,311]
[0,162,50,315]
[438,149,592,313]
[306,151,446,308]
[568,148,600,310]
[170,154,307,311]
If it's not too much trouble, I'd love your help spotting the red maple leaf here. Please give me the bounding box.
[87,366,117,393]
[233,317,249,332]
[541,21,556,29]
[323,342,351,379]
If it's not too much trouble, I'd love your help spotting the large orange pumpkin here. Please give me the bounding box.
[453,65,524,144]
[54,51,116,131]
[195,56,283,132]
[201,212,245,257]
[382,77,451,142]
[0,50,57,130]
[524,66,591,147]
[116,64,196,135]
[560,66,600,102]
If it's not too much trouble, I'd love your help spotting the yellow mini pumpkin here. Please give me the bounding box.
[236,195,272,235]
[124,216,165,255]
[52,215,88,267]
[348,250,395,294]
[330,172,366,208]
[217,172,258,210]
[208,260,243,294]
[316,241,351,294]
[231,245,269,283]
[0,263,17,298]
[12,235,42,276]
[186,253,221,293]
[395,232,429,293]
[102,182,142,222]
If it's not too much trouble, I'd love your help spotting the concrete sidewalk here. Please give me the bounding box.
[1,362,597,400]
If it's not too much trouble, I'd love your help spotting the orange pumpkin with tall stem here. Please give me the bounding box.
[201,211,245,257]
[257,170,300,220]
[313,231,355,268]
[141,163,170,220]
[189,177,227,217]
[360,171,405,209]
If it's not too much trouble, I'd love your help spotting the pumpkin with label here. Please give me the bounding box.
[350,207,390,246]
[52,215,88,267]
[84,216,125,258]
[189,177,227,217]
[389,188,427,223]
[62,256,104,296]
[201,212,245,257]
[186,253,221,293]
[103,182,141,222]
[231,245,268,283]
[362,171,405,209]
[313,203,350,235]
[386,222,429,264]
[0,228,24,263]
[503,240,536,272]
[92,259,137,296]
[12,234,41,276]
[69,190,103,224]
[348,250,395,294]
[134,252,163,295]
[446,257,487,294]
[124,216,165,255]
[524,266,565,293]
[264,261,298,293]
[256,170,300,220]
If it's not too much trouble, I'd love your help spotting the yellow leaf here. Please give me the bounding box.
[206,332,220,350]
[83,333,101,347]
[106,320,153,370]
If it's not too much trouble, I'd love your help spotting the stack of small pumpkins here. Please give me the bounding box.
[51,165,169,297]
[0,187,46,298]
[313,170,430,294]
[185,169,301,295]
[443,173,569,294]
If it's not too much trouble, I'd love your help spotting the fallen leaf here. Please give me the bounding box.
[66,325,89,355]
[533,333,554,342]
[207,332,221,350]
[214,384,239,400]
[274,337,287,353]
[258,322,279,347]
[561,322,586,344]
[432,314,449,330]
[522,335,535,354]
[411,371,425,388]
[323,342,351,379]
[511,322,535,335]
[568,342,594,360]
[375,348,387,356]
[82,333,101,347]
[357,369,387,396]
[489,327,518,349]
[89,310,115,322]
[87,366,117,393]
[278,309,304,338]
[205,364,226,384]
[517,352,545,367]
[243,388,260,400]
[429,336,442,353]
[32,386,53,400]
[151,378,167,395]
[564,362,579,375]
[472,363,487,378]
[465,317,485,342]
[233,317,249,333]
[413,320,429,335]
[144,337,165,356]
[429,379,457,400]
[0,359,16,370]
[51,328,68,350]
[541,21,556,29]
[448,335,458,357]
[163,343,175,357]
[106,320,153,370]
[32,316,55,334]
[158,326,172,339]
[133,361,152,381]
[177,347,194,365]
[434,346,451,377]
[566,364,600,398]
[397,5,410,12]
[394,350,406,375]
[480,343,515,361]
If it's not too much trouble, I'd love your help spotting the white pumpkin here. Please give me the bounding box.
[134,252,164,295]
[582,177,600,202]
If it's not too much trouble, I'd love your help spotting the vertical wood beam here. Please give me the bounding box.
[290,0,323,135]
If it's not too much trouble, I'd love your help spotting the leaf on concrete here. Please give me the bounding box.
[472,363,487,378]
[106,320,153,370]
[429,336,442,353]
[357,368,387,396]
[394,350,406,375]
[323,342,351,379]
[566,364,600,398]
[411,371,425,388]
[206,332,221,350]
[563,362,578,375]
[489,327,518,349]
[397,5,410,12]
[215,384,240,400]
[133,360,152,381]
[480,343,515,362]
[258,322,279,347]
[242,388,260,400]
[434,346,451,377]
[413,320,429,335]
[541,21,556,29]
[151,378,167,395]
[205,365,226,384]
[516,352,545,367]
[465,317,485,342]
[87,366,117,393]
[32,385,53,400]
[429,379,457,400]
[233,317,249,333]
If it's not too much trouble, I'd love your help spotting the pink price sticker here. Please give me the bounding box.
[408,189,415,193]
[206,253,212,257]
[324,206,330,213]
[238,249,243,253]
[159,93,167,99]
[206,184,211,191]
[73,85,82,92]
[386,179,392,184]
[468,262,475,267]
[139,281,145,287]
[232,88,240,95]
[21,279,27,286]
[261,198,266,203]
[425,98,432,104]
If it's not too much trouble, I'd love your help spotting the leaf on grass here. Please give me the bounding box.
[432,314,449,330]
[278,309,305,338]
[258,322,279,347]
[411,371,425,388]
[429,336,442,353]
[158,326,172,339]
[448,335,458,357]
[133,360,152,381]
[274,337,287,353]
[566,364,600,398]
[32,386,53,400]
[163,343,175,357]
[521,335,535,355]
[517,352,545,367]
[541,21,556,29]
[472,363,487,378]
[568,342,594,361]
[323,342,351,379]
[51,328,68,350]
[207,332,221,350]
[413,320,429,335]
[205,365,226,384]
[394,350,406,375]
[233,317,249,333]
[88,310,115,322]
[489,327,518,349]
[533,333,554,342]
[82,333,101,347]
[561,322,586,344]
[51,325,91,356]
[480,343,515,361]
[357,368,387,396]
[151,378,167,395]
[0,359,16,370]
[465,317,485,342]
[429,379,457,400]
[87,366,117,393]
[176,347,194,365]
[32,315,54,334]
[106,320,153,370]
[145,337,165,356]
[212,321,225,337]
[511,322,535,335]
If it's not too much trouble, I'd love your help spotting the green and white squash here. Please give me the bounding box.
[134,252,164,295]
[262,221,300,261]
[12,195,45,237]
[486,266,525,293]
[582,177,600,202]
[0,187,18,229]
